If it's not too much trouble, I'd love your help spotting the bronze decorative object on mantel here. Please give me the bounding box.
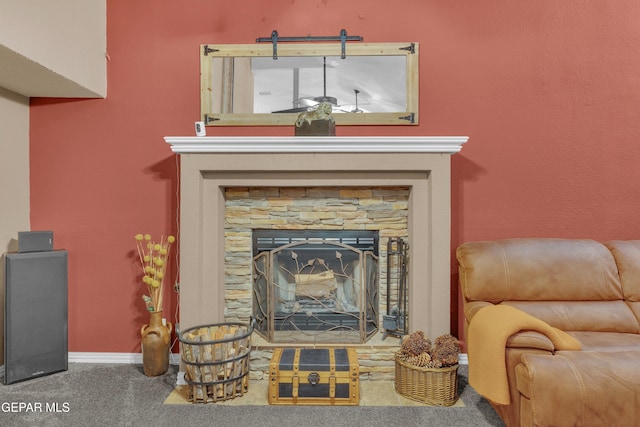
[294,102,336,136]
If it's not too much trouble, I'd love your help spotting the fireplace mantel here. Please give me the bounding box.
[164,136,468,154]
[166,135,468,345]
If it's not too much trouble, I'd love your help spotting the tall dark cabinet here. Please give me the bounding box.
[4,250,68,384]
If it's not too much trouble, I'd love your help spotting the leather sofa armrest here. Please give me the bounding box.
[506,331,555,352]
[464,301,493,323]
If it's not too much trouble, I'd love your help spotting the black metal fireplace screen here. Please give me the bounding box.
[252,230,379,344]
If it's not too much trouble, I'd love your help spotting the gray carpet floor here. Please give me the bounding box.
[0,363,504,427]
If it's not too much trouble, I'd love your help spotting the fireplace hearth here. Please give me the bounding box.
[252,230,379,344]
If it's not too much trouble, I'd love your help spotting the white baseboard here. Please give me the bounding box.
[68,352,185,386]
[68,352,181,365]
[176,370,186,385]
[65,352,466,388]
[67,352,467,365]
[3,353,465,387]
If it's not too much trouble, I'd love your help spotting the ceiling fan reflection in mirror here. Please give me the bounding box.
[270,56,365,114]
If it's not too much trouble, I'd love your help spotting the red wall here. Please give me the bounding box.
[30,1,640,352]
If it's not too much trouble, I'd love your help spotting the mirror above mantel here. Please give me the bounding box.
[200,42,419,126]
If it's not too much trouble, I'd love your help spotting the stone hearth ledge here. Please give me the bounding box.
[164,136,468,154]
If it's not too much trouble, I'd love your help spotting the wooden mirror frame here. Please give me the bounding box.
[200,42,419,126]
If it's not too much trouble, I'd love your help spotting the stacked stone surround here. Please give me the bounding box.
[224,186,410,380]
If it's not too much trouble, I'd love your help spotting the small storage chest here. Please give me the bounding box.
[268,347,360,405]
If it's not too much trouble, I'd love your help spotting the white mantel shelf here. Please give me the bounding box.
[164,136,468,154]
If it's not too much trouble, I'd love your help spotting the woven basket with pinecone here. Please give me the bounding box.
[396,331,459,368]
[394,331,461,405]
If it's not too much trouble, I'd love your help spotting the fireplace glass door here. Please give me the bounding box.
[252,230,379,344]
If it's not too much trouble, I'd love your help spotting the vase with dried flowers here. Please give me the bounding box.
[135,233,175,376]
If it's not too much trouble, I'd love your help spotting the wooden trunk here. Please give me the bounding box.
[268,347,360,405]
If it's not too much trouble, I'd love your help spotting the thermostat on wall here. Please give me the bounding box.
[195,121,206,137]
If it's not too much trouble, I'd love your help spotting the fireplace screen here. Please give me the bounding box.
[252,230,379,344]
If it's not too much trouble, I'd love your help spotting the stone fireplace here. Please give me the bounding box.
[165,136,467,379]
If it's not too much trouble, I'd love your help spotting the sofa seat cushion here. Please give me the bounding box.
[516,351,640,427]
[566,331,640,351]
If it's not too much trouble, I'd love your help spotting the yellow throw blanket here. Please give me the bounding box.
[468,304,581,405]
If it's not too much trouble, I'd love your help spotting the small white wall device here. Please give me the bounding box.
[195,121,206,137]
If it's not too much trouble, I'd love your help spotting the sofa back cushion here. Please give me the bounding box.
[605,240,640,322]
[458,238,639,333]
[501,301,637,332]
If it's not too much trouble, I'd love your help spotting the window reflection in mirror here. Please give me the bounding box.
[201,43,418,126]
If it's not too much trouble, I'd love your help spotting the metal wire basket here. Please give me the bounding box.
[179,319,254,403]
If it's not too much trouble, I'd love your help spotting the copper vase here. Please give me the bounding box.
[140,311,173,376]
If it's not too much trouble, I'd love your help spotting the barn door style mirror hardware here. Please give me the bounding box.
[200,31,419,126]
[255,29,363,59]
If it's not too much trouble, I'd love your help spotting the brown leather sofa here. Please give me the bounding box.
[457,238,640,427]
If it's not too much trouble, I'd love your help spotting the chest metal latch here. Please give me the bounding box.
[308,372,320,385]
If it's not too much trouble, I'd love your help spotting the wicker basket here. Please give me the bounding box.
[394,356,459,406]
